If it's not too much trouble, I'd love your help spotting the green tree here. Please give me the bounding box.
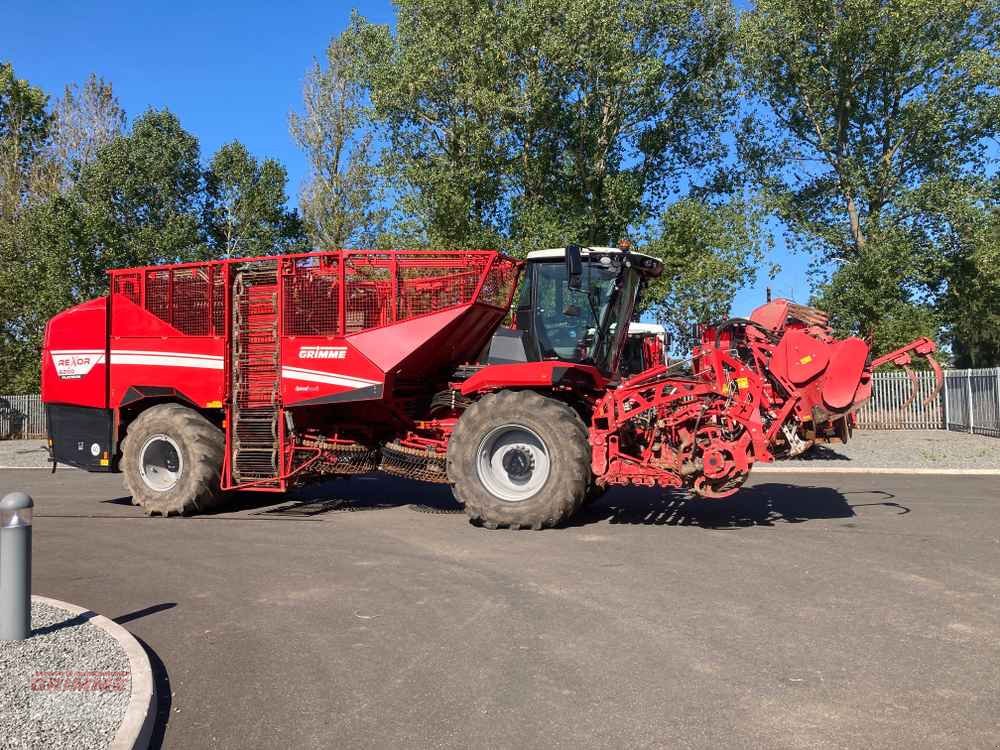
[1,110,208,390]
[36,73,125,195]
[1,196,83,391]
[2,74,306,391]
[925,175,1000,366]
[0,62,50,223]
[738,0,1000,354]
[317,0,739,253]
[642,198,766,349]
[205,141,305,257]
[70,109,207,277]
[290,38,384,247]
[0,63,51,391]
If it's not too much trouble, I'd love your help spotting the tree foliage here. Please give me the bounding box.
[926,174,1000,367]
[288,0,760,355]
[205,141,304,257]
[3,0,999,392]
[337,0,740,253]
[35,73,126,196]
[738,0,1000,355]
[0,62,50,224]
[290,38,384,248]
[643,198,766,350]
[0,69,304,390]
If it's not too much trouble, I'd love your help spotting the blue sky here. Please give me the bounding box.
[2,0,809,316]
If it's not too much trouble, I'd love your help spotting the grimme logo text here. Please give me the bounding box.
[298,346,347,360]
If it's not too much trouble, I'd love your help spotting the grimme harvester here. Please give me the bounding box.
[41,245,941,528]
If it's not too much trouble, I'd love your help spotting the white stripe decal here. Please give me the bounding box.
[112,349,222,361]
[281,366,380,389]
[110,352,224,370]
[67,349,379,391]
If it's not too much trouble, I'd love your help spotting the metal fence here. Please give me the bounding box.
[854,370,944,430]
[0,394,46,440]
[941,368,1000,437]
[855,368,1000,437]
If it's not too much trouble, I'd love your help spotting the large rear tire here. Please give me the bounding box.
[447,390,590,529]
[121,403,226,516]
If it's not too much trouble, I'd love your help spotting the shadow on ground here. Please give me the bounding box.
[109,475,910,530]
[224,475,465,517]
[574,483,909,528]
[132,633,171,750]
[785,445,852,461]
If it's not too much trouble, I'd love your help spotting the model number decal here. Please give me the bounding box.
[298,346,347,360]
[50,350,105,379]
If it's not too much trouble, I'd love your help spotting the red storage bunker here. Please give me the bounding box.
[42,250,520,490]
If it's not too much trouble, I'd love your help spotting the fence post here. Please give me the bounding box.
[943,372,950,431]
[995,368,1000,435]
[967,372,974,434]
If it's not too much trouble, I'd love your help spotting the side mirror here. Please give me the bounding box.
[566,244,583,291]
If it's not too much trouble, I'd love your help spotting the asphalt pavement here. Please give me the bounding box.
[2,468,999,750]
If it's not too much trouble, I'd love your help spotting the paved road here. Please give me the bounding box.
[3,469,999,750]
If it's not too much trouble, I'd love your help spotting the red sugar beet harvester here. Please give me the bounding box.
[41,245,941,528]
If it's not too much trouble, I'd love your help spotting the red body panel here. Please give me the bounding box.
[771,328,830,386]
[42,297,109,409]
[821,337,869,411]
[459,361,607,396]
[344,304,508,386]
[108,295,226,409]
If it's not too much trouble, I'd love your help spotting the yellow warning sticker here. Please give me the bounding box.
[799,355,813,365]
[206,400,223,409]
[99,458,109,467]
[735,376,749,389]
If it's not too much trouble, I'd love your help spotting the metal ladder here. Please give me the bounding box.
[231,261,282,486]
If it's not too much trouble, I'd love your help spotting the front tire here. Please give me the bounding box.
[447,390,590,529]
[121,403,226,516]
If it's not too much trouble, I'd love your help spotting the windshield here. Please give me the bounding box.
[532,260,637,372]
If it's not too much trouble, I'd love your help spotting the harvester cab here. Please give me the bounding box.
[490,245,663,376]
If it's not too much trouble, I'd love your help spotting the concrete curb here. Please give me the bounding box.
[753,465,1000,476]
[32,595,156,750]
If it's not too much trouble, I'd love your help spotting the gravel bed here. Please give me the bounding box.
[787,429,1000,469]
[0,441,53,469]
[0,600,130,750]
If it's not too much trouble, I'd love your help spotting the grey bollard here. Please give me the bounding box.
[0,492,33,641]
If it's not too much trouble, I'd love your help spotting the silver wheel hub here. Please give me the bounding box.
[139,434,183,492]
[476,425,551,502]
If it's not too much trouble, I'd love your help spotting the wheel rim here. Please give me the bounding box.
[476,424,551,502]
[138,434,183,492]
